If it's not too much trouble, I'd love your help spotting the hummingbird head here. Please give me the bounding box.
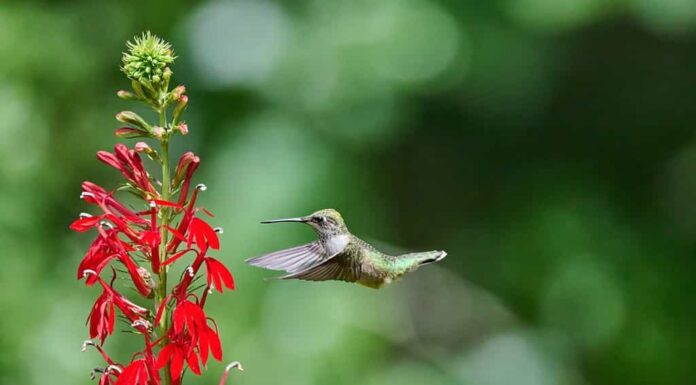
[261,208,349,237]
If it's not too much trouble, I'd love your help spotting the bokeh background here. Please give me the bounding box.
[1,0,695,384]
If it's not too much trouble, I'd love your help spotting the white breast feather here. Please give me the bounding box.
[324,234,349,256]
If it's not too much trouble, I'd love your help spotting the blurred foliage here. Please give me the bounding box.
[0,0,695,385]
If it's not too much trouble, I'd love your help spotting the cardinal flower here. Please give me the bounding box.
[114,359,150,385]
[98,144,158,196]
[205,257,235,293]
[158,300,223,381]
[86,272,148,343]
[74,32,239,385]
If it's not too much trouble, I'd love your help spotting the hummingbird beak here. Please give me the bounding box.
[260,217,308,224]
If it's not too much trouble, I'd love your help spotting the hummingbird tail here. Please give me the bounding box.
[417,250,447,265]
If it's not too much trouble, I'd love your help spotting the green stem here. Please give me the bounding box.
[156,106,173,385]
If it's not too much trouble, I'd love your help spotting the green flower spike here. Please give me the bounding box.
[121,31,176,84]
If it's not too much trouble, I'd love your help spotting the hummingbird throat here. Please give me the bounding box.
[322,234,350,256]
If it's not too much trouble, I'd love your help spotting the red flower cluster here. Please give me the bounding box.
[72,143,235,385]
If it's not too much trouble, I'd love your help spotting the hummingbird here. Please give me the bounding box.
[246,209,447,289]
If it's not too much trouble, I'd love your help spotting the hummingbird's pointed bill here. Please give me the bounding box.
[260,217,308,224]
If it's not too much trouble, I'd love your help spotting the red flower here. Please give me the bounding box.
[86,273,148,344]
[157,324,223,381]
[187,217,220,250]
[81,182,148,225]
[89,273,148,320]
[205,257,235,293]
[156,337,195,381]
[114,359,149,385]
[157,299,223,380]
[172,300,207,340]
[88,289,115,344]
[78,227,152,297]
[70,214,106,232]
[97,144,157,196]
[172,152,199,205]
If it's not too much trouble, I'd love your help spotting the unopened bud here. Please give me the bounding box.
[170,85,186,101]
[131,80,147,99]
[117,90,138,101]
[176,122,189,135]
[134,142,151,153]
[163,68,172,82]
[172,94,188,124]
[153,126,166,138]
[116,111,152,132]
[115,127,148,139]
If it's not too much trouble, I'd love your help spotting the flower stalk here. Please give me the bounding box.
[72,32,238,385]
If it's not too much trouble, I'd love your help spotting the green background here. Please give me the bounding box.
[1,0,695,384]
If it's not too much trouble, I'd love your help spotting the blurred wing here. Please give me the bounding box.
[246,241,328,273]
[278,256,360,283]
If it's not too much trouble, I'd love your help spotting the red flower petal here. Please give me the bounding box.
[151,199,183,209]
[70,215,104,232]
[170,349,185,381]
[190,217,219,250]
[209,327,223,361]
[156,344,176,369]
[186,351,202,375]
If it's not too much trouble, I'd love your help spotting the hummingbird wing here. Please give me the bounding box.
[277,255,360,284]
[245,241,329,273]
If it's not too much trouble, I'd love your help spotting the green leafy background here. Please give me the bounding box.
[0,0,695,384]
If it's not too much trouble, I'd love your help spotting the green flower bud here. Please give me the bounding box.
[114,127,149,139]
[121,31,176,84]
[172,95,188,124]
[116,90,139,101]
[116,111,152,132]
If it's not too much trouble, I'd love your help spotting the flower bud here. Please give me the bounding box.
[170,85,186,101]
[121,32,176,84]
[114,127,148,139]
[116,90,138,101]
[152,126,166,138]
[172,95,188,124]
[131,80,147,99]
[134,142,151,153]
[175,122,189,135]
[162,67,173,91]
[116,111,152,132]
